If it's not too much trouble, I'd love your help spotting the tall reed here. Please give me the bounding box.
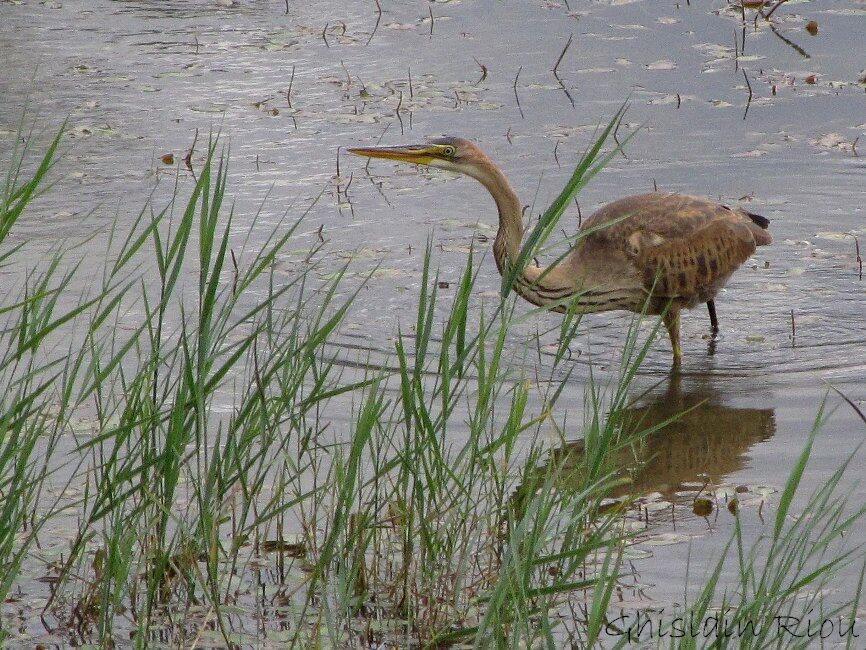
[0,115,863,648]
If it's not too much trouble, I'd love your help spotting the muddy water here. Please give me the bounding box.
[2,0,865,631]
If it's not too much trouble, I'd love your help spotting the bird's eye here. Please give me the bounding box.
[442,145,456,157]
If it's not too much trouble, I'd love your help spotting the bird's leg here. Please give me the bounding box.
[663,309,682,367]
[707,300,719,336]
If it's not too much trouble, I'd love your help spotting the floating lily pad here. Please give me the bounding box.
[643,532,693,546]
[646,60,677,70]
[189,103,228,113]
[815,231,854,242]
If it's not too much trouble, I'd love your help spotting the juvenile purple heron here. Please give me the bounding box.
[348,138,771,365]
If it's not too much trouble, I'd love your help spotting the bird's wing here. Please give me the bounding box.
[580,193,766,300]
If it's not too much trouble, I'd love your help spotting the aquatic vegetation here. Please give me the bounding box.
[1,115,864,648]
[2,0,865,642]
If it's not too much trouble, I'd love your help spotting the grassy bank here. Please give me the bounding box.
[1,118,863,648]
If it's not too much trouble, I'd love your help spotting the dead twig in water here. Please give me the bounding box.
[366,0,382,45]
[473,57,488,86]
[184,128,198,179]
[513,66,524,119]
[762,0,790,21]
[365,172,392,207]
[343,61,355,90]
[847,234,863,280]
[339,185,355,219]
[554,75,575,108]
[742,69,753,120]
[337,170,354,214]
[551,34,576,108]
[408,67,414,99]
[852,136,859,157]
[231,250,239,296]
[790,309,795,346]
[553,140,561,168]
[551,34,575,108]
[613,118,627,158]
[428,6,434,36]
[322,23,330,48]
[553,34,573,76]
[733,29,739,72]
[768,23,810,58]
[287,65,295,107]
[396,91,404,135]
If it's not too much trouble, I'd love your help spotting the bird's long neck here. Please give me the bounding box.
[471,164,577,309]
[477,167,522,275]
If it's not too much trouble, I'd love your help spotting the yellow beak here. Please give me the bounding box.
[346,144,440,166]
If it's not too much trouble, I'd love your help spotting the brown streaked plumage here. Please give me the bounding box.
[348,137,772,365]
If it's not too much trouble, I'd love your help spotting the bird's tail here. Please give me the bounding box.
[743,210,772,246]
[744,210,770,229]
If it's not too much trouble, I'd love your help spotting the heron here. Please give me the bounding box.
[348,137,771,365]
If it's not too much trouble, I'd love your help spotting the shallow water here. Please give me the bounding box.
[2,0,865,640]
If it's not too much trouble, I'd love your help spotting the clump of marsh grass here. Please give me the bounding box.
[657,402,866,650]
[1,120,70,610]
[288,244,658,648]
[0,112,646,646]
[0,111,864,649]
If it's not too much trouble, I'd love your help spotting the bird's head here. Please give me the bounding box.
[348,137,491,181]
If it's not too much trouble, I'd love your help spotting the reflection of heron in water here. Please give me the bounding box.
[534,374,776,501]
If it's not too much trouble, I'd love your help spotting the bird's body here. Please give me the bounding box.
[349,138,771,364]
[521,192,772,316]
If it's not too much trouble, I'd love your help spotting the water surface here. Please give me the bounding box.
[1,0,864,641]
